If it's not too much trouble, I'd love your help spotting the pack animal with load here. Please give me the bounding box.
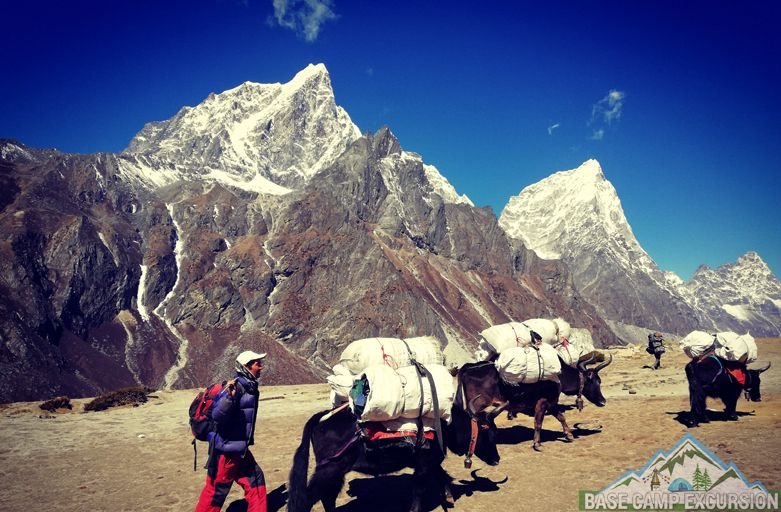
[679,330,757,363]
[470,318,612,439]
[685,356,770,427]
[680,330,769,427]
[474,317,572,361]
[452,347,611,453]
[288,335,505,512]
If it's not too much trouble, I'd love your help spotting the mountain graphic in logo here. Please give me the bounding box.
[581,433,778,510]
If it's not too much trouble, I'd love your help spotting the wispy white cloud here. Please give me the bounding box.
[547,122,560,135]
[272,0,337,42]
[585,89,626,142]
[591,89,625,125]
[366,67,374,77]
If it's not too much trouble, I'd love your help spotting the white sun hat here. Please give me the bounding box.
[236,350,268,366]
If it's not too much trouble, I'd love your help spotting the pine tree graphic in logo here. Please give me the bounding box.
[692,464,713,491]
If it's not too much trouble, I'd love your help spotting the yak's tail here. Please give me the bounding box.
[287,409,331,512]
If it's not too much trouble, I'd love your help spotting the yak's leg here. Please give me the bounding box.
[306,462,350,512]
[532,398,548,451]
[685,362,708,426]
[410,446,451,512]
[553,406,574,442]
[437,465,455,507]
[722,386,741,421]
[410,458,429,512]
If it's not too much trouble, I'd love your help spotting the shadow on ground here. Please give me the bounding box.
[334,468,509,512]
[668,409,755,427]
[226,483,287,512]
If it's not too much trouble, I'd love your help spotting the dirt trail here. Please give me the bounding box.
[0,339,778,511]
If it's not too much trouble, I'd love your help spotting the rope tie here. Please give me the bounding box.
[510,324,523,346]
[377,338,398,369]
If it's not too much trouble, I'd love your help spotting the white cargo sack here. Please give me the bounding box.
[327,373,356,405]
[552,318,572,341]
[554,339,591,368]
[476,322,540,359]
[351,363,454,422]
[523,318,561,345]
[339,336,444,374]
[679,331,716,359]
[565,329,596,367]
[715,332,757,363]
[495,344,562,384]
[351,364,405,421]
[397,364,454,420]
[536,319,583,367]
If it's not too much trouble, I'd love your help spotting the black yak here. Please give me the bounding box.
[685,355,770,427]
[287,397,506,512]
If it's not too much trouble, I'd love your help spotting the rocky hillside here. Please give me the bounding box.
[4,64,775,403]
[0,67,611,402]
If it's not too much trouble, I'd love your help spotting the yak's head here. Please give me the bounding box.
[576,352,613,407]
[745,362,771,402]
[446,396,508,467]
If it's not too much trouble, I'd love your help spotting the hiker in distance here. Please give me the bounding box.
[647,331,666,370]
[194,350,268,512]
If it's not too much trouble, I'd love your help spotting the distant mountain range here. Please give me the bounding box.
[1,64,778,401]
[499,160,781,341]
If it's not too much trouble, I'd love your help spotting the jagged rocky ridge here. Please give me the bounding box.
[684,252,781,335]
[3,64,776,403]
[499,160,781,340]
[0,65,610,402]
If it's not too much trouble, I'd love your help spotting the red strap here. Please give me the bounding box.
[467,417,479,456]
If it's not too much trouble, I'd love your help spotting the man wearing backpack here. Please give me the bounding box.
[194,350,268,512]
[647,331,666,370]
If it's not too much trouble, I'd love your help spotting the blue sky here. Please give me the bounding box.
[2,0,779,280]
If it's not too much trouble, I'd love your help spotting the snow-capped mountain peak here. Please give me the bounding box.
[122,63,361,191]
[499,159,643,263]
[499,159,780,337]
[285,62,330,89]
[498,159,705,336]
